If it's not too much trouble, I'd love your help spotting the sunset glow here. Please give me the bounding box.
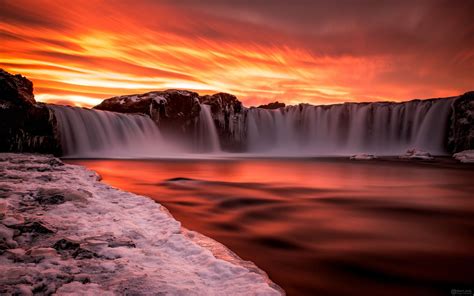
[1,0,473,107]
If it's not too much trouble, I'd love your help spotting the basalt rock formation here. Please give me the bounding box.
[0,69,60,155]
[199,93,245,150]
[94,90,201,136]
[257,101,286,109]
[95,90,247,150]
[448,91,474,152]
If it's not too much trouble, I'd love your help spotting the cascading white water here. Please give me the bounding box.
[246,99,453,155]
[50,98,454,158]
[49,105,173,158]
[195,104,221,152]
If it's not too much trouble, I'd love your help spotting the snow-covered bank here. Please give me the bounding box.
[0,153,283,295]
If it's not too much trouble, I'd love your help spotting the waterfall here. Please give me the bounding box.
[245,99,453,155]
[49,98,454,158]
[195,104,221,152]
[49,105,170,158]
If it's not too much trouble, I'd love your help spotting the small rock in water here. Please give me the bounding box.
[350,154,377,160]
[453,150,474,163]
[399,148,434,160]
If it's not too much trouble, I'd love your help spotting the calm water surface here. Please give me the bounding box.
[67,158,474,296]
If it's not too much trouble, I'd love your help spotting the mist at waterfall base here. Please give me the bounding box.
[67,158,474,296]
[50,98,453,158]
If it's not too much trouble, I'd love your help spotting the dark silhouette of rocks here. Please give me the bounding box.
[257,101,286,109]
[0,69,60,155]
[449,91,474,152]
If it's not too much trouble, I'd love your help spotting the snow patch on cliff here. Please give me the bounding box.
[350,154,377,160]
[453,150,474,163]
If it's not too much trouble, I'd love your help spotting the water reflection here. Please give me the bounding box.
[67,158,474,296]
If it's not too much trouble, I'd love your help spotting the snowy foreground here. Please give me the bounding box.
[0,154,283,295]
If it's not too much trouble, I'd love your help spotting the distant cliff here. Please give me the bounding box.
[0,68,473,156]
[95,90,246,151]
[94,89,474,154]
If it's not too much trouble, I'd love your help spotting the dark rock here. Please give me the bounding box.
[94,90,248,150]
[94,90,202,136]
[0,69,35,107]
[74,274,91,284]
[53,238,80,251]
[35,188,89,205]
[0,187,12,199]
[35,190,65,205]
[449,91,474,152]
[14,221,55,235]
[0,69,61,155]
[257,101,286,109]
[0,224,18,250]
[108,239,136,248]
[199,93,245,150]
[165,177,195,182]
[72,247,98,259]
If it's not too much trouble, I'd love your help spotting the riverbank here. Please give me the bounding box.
[0,153,283,295]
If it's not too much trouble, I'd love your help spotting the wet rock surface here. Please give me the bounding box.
[0,153,283,295]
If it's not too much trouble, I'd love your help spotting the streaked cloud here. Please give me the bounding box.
[1,0,473,107]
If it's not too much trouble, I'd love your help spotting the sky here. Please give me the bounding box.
[1,0,473,107]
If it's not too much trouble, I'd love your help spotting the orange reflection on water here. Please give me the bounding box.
[68,158,474,296]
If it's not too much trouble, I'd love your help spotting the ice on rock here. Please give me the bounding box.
[0,153,283,295]
[399,148,434,160]
[453,150,474,163]
[350,154,377,160]
[153,95,167,104]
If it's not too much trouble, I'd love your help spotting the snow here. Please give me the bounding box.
[453,150,474,163]
[129,95,139,102]
[153,95,167,104]
[175,90,192,96]
[399,148,434,160]
[349,154,377,160]
[0,102,11,109]
[0,153,283,295]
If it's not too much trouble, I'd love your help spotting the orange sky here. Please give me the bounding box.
[1,0,473,107]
